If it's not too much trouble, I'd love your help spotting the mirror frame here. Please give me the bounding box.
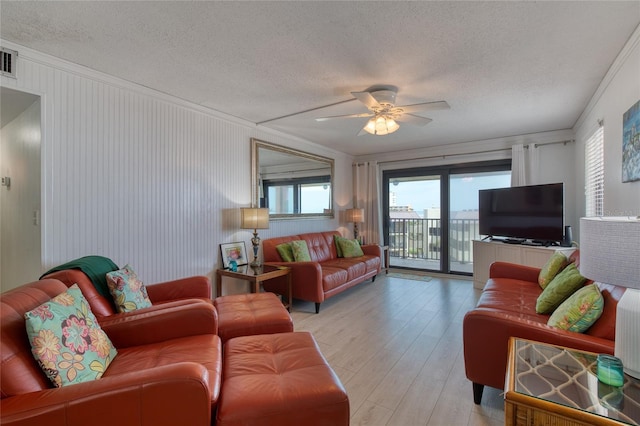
[251,138,334,220]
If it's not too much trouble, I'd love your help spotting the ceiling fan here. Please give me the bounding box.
[315,86,450,136]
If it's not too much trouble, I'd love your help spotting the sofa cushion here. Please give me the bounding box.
[536,263,587,314]
[320,266,349,292]
[548,283,604,332]
[337,238,364,258]
[323,258,367,281]
[106,264,153,313]
[24,284,118,387]
[538,251,569,289]
[276,243,295,262]
[291,240,312,262]
[475,289,547,323]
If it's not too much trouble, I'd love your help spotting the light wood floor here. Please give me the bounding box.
[290,271,505,426]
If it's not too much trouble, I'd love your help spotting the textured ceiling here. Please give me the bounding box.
[1,1,639,156]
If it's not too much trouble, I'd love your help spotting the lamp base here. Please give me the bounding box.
[250,258,261,268]
[615,288,640,379]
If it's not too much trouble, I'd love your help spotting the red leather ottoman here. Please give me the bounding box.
[213,292,293,343]
[216,332,350,426]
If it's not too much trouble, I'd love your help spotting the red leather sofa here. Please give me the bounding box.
[262,231,382,313]
[1,279,346,426]
[463,251,626,404]
[1,279,221,426]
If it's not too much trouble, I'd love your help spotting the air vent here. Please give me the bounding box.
[1,47,18,79]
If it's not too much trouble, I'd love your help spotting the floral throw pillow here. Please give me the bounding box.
[276,242,295,262]
[536,263,587,314]
[548,284,604,333]
[290,240,312,262]
[24,284,117,387]
[337,238,364,258]
[538,251,569,289]
[105,264,152,313]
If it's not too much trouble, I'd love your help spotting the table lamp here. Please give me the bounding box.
[579,216,640,379]
[241,207,270,267]
[345,208,364,242]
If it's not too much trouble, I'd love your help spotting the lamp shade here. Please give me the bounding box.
[363,116,400,136]
[579,217,640,289]
[580,216,640,379]
[345,208,364,223]
[240,207,269,230]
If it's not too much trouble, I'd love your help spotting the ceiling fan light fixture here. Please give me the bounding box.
[364,115,399,136]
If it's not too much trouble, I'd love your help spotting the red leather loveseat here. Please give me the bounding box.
[463,251,626,404]
[1,279,221,426]
[262,231,382,313]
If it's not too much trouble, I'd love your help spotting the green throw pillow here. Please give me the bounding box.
[276,242,294,262]
[334,235,345,258]
[337,238,364,258]
[291,240,312,262]
[548,284,604,332]
[536,263,587,314]
[538,251,569,289]
[24,284,118,388]
[106,264,153,313]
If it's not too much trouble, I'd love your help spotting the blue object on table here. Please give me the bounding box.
[597,354,624,387]
[229,260,238,272]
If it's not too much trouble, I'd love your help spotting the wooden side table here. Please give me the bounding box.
[216,264,292,311]
[505,337,639,426]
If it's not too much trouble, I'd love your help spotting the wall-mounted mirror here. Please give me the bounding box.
[251,138,334,219]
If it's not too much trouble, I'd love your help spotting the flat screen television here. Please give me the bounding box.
[479,183,564,243]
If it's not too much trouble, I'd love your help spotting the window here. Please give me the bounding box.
[585,125,604,217]
[262,176,331,215]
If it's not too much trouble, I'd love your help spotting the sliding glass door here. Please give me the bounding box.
[383,161,510,275]
[449,170,511,273]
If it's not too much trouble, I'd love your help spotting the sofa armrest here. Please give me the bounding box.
[146,275,212,302]
[463,308,614,390]
[263,261,324,302]
[489,261,541,283]
[100,301,218,347]
[361,244,382,258]
[0,363,213,426]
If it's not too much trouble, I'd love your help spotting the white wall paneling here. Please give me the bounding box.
[0,40,352,293]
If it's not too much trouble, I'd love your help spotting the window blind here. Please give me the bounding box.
[585,126,604,217]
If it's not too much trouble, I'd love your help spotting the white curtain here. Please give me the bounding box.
[353,161,383,245]
[511,144,526,186]
[511,143,540,187]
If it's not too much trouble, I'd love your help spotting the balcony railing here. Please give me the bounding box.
[388,218,480,264]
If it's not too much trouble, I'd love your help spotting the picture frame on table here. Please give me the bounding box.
[220,242,248,269]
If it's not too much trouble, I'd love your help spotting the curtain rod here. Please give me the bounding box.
[354,139,575,166]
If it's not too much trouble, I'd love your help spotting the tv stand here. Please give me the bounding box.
[473,240,574,290]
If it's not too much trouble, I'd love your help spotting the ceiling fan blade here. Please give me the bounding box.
[315,112,374,122]
[394,101,450,114]
[351,91,381,110]
[396,114,433,126]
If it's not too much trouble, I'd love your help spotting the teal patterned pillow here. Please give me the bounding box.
[548,284,604,332]
[337,238,364,258]
[536,263,587,314]
[276,242,295,262]
[106,264,152,313]
[24,284,117,387]
[290,240,312,262]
